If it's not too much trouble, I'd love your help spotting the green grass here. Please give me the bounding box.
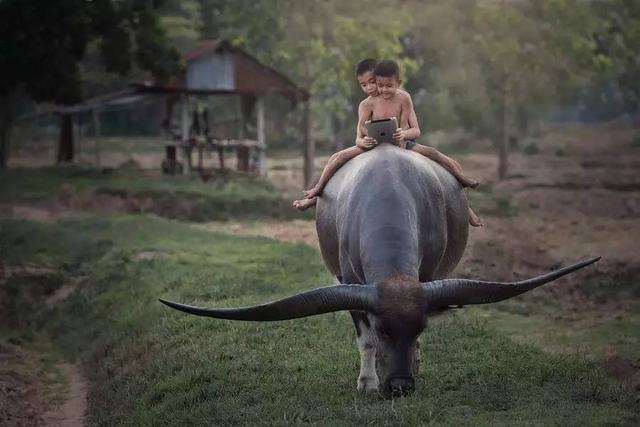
[1,215,638,426]
[471,303,640,362]
[467,266,640,363]
[0,166,306,221]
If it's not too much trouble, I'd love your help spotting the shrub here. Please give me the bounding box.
[523,142,540,155]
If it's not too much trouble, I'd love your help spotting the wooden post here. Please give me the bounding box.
[57,113,74,163]
[75,114,81,157]
[237,146,250,172]
[237,96,245,139]
[256,96,267,176]
[92,109,101,169]
[197,145,203,171]
[302,99,314,188]
[217,146,225,170]
[181,93,191,175]
[236,95,245,172]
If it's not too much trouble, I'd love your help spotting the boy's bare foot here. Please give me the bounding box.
[442,156,479,188]
[292,197,318,211]
[304,186,322,199]
[458,175,479,189]
[468,207,483,227]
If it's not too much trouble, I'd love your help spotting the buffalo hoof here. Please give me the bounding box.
[357,376,379,395]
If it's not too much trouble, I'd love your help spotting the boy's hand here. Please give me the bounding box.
[393,128,406,144]
[364,136,377,148]
[357,137,377,149]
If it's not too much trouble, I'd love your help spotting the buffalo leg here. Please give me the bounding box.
[413,339,420,375]
[350,311,379,394]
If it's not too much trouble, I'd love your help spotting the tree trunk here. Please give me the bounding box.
[93,109,101,169]
[516,106,529,135]
[0,126,9,170]
[0,94,13,170]
[498,131,508,180]
[303,99,314,189]
[180,94,191,175]
[57,113,74,163]
[256,97,267,176]
[162,96,176,139]
[498,90,511,180]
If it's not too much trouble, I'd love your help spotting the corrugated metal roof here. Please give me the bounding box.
[184,40,229,62]
[180,40,309,101]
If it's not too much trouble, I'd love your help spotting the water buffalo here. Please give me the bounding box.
[160,143,599,397]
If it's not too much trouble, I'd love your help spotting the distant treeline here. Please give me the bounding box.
[1,0,638,172]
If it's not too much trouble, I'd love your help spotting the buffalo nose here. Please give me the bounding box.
[383,376,415,397]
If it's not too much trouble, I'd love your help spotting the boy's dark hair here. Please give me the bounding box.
[356,58,377,76]
[374,60,400,79]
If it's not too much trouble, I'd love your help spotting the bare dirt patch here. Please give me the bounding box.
[45,284,79,309]
[197,219,319,248]
[0,203,77,223]
[0,343,46,427]
[0,263,58,285]
[134,250,172,261]
[602,353,640,385]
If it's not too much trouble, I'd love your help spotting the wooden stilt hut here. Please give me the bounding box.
[134,40,310,178]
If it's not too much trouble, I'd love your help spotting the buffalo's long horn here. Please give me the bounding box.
[422,257,600,309]
[159,284,378,321]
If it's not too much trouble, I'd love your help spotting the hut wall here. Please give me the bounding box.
[187,52,235,91]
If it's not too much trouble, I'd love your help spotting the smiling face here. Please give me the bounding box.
[375,75,401,100]
[357,70,379,97]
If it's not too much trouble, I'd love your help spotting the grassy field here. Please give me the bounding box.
[0,166,308,221]
[1,215,638,426]
[2,125,639,425]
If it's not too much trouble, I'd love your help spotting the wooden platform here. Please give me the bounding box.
[176,137,265,175]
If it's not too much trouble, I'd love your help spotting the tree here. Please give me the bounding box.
[0,0,180,169]
[404,0,599,179]
[470,0,600,178]
[590,0,640,113]
[159,0,202,53]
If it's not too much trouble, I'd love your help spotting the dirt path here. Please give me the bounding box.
[0,344,46,426]
[1,263,87,427]
[0,344,86,427]
[42,363,87,427]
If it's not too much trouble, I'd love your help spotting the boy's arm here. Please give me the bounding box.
[356,100,376,149]
[398,91,421,141]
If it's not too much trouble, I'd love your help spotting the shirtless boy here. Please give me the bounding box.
[293,59,481,226]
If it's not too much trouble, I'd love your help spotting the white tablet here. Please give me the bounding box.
[365,117,397,144]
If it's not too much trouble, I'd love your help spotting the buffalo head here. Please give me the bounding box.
[160,256,599,397]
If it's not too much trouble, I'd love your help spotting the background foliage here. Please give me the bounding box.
[1,0,639,167]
